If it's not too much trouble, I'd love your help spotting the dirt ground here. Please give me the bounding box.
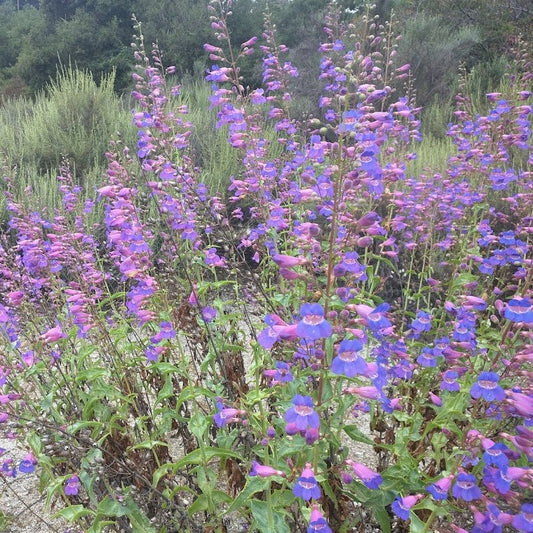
[0,437,81,533]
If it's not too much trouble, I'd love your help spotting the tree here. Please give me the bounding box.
[396,14,480,105]
[136,0,211,76]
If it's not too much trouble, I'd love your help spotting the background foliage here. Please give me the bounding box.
[0,0,531,99]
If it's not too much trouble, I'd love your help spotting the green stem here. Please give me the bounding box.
[421,509,437,533]
[266,480,274,530]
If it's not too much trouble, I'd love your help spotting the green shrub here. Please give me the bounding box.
[0,65,135,180]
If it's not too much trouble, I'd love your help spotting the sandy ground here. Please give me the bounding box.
[0,438,81,533]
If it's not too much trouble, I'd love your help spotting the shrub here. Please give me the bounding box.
[0,65,135,179]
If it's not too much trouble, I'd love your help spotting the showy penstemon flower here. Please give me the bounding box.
[296,304,332,341]
[293,463,321,501]
[213,398,247,428]
[285,395,320,444]
[307,504,332,533]
[64,475,80,496]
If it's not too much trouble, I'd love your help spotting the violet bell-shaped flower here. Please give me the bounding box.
[427,475,453,500]
[249,461,285,478]
[307,504,332,533]
[213,398,246,428]
[331,339,368,377]
[346,460,383,489]
[293,463,321,500]
[352,303,393,336]
[296,303,332,341]
[470,372,505,402]
[258,314,298,349]
[391,494,423,520]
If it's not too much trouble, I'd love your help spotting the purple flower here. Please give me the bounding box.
[293,463,321,500]
[296,304,332,341]
[213,398,246,428]
[334,252,366,279]
[18,453,37,474]
[440,370,460,392]
[2,458,16,478]
[65,475,80,496]
[346,460,382,489]
[429,392,442,406]
[464,295,487,311]
[257,314,298,349]
[354,303,392,337]
[504,297,533,323]
[338,110,361,133]
[452,319,476,343]
[411,311,432,335]
[331,339,368,377]
[483,465,514,494]
[285,395,319,432]
[391,494,421,520]
[489,167,517,190]
[151,321,175,343]
[40,325,66,344]
[470,372,505,402]
[264,361,293,386]
[204,247,226,267]
[513,503,533,532]
[506,390,533,417]
[307,505,332,533]
[272,254,308,268]
[426,476,452,500]
[145,344,165,362]
[202,306,217,322]
[417,347,439,368]
[249,461,284,478]
[485,503,513,529]
[451,472,481,501]
[391,359,414,380]
[483,442,509,468]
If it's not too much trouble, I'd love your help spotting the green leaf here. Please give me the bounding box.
[155,375,174,405]
[150,362,182,373]
[409,511,428,533]
[26,431,43,454]
[128,507,156,532]
[75,368,108,383]
[53,505,96,522]
[250,499,290,533]
[87,518,115,533]
[188,494,209,515]
[189,411,210,440]
[175,385,215,413]
[212,489,232,505]
[343,424,376,446]
[226,477,270,515]
[68,420,103,435]
[321,374,334,402]
[373,506,392,533]
[152,463,177,488]
[321,479,338,508]
[271,486,296,508]
[97,496,129,517]
[173,447,243,469]
[277,435,308,458]
[128,440,168,451]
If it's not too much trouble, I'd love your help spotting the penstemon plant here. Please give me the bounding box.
[0,1,531,532]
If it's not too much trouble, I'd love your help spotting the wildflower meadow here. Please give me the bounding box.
[0,1,532,532]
